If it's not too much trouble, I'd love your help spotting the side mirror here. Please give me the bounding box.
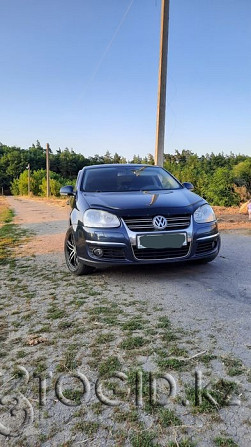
[60,185,75,196]
[182,182,194,190]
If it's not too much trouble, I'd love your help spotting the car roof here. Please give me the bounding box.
[81,164,158,171]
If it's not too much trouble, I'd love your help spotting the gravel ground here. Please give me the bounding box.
[0,197,250,447]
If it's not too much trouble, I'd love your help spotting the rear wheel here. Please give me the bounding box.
[64,227,95,275]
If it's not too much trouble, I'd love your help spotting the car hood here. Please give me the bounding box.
[82,189,205,216]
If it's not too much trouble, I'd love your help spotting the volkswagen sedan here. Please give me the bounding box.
[60,164,220,275]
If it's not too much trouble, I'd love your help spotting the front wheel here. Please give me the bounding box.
[64,227,95,275]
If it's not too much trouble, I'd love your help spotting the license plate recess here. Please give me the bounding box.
[137,233,187,249]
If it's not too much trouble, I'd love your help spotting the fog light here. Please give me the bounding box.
[93,247,104,258]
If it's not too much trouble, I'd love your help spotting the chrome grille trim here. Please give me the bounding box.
[123,215,191,232]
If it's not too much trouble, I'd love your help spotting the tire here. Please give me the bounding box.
[64,227,95,275]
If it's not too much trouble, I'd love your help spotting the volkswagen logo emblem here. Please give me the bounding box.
[153,215,167,230]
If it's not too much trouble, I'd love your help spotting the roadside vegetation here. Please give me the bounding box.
[0,141,250,204]
[0,197,30,264]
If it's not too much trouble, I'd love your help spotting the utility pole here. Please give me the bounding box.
[46,143,50,197]
[27,164,31,195]
[154,0,170,167]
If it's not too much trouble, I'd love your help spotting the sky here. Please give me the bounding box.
[0,0,251,159]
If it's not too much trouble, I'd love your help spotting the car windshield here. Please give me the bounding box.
[81,166,182,192]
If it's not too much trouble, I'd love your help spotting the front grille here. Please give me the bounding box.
[123,215,191,232]
[133,244,190,260]
[88,246,126,260]
[196,240,217,254]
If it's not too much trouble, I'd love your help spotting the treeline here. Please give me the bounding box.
[0,141,250,206]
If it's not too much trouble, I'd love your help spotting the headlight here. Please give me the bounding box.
[83,209,120,228]
[194,204,216,223]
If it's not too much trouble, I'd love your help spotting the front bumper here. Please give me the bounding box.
[74,218,220,267]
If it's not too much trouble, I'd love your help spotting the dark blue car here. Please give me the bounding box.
[60,164,220,275]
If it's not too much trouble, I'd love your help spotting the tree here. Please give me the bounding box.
[233,159,251,193]
[205,168,240,206]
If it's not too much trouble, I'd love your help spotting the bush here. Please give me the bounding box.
[10,169,73,197]
[205,168,240,206]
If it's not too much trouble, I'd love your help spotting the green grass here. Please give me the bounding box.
[214,437,238,447]
[157,357,186,371]
[122,317,146,331]
[113,409,139,423]
[162,330,179,343]
[47,305,67,320]
[157,316,171,329]
[16,350,27,359]
[98,356,121,376]
[89,304,119,315]
[57,345,80,372]
[168,440,197,447]
[185,379,239,413]
[0,218,30,265]
[120,336,146,350]
[222,356,245,376]
[73,421,99,435]
[127,368,150,400]
[94,333,115,344]
[130,430,159,447]
[62,389,83,406]
[0,207,14,223]
[157,408,182,427]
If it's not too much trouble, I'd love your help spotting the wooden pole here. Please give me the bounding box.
[154,0,170,167]
[46,143,50,197]
[27,164,30,195]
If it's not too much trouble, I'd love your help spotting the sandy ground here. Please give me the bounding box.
[0,196,250,447]
[8,196,69,256]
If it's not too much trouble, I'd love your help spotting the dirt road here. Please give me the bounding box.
[0,196,250,447]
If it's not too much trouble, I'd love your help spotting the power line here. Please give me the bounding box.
[80,0,135,98]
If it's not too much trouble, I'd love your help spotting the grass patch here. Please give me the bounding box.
[168,346,188,357]
[122,317,146,331]
[47,305,67,320]
[38,324,52,333]
[185,379,239,413]
[222,356,245,376]
[89,305,115,315]
[102,315,119,325]
[0,205,31,264]
[127,368,149,400]
[157,316,171,329]
[16,350,27,359]
[157,408,182,427]
[120,336,146,350]
[130,430,158,447]
[73,421,99,435]
[168,440,197,447]
[214,437,238,447]
[0,206,14,223]
[162,331,179,343]
[57,345,80,372]
[63,389,83,406]
[114,409,139,423]
[58,321,74,330]
[157,357,186,371]
[98,356,121,377]
[94,333,115,344]
[199,353,217,365]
